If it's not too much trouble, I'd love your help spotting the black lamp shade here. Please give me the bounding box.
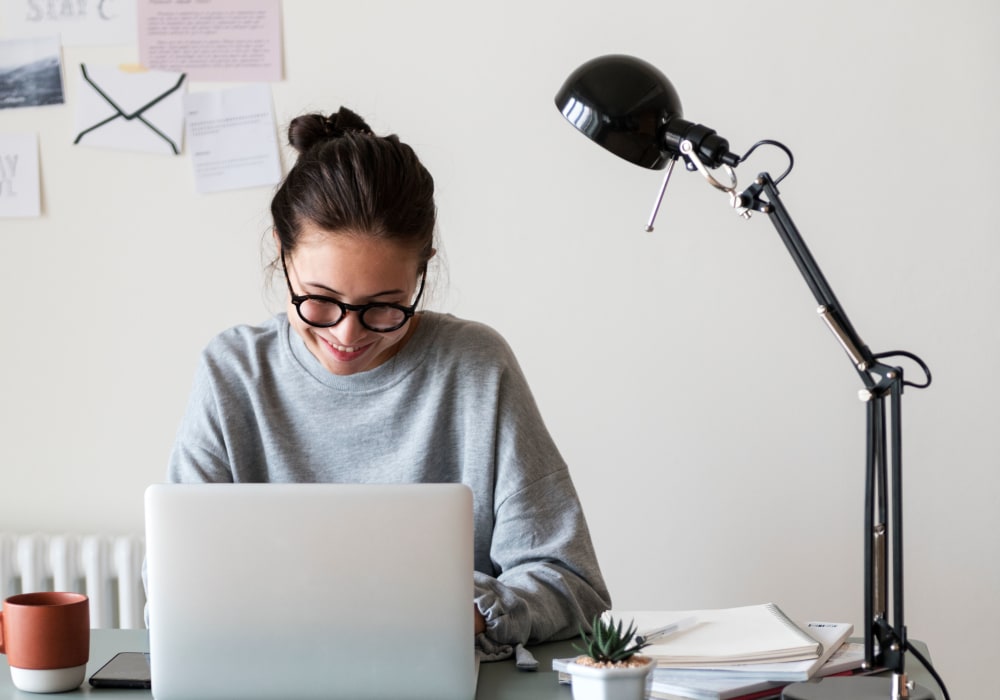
[555,54,682,170]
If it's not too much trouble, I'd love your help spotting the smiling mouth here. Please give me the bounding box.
[319,336,371,359]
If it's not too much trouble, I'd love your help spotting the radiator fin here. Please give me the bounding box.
[0,534,146,629]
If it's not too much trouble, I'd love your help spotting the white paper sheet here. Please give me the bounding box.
[1,0,138,46]
[0,132,41,218]
[184,83,282,194]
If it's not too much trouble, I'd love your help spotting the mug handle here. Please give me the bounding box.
[0,610,5,654]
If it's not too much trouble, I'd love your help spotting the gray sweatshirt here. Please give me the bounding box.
[167,311,611,646]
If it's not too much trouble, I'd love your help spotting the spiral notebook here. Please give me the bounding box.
[609,603,820,667]
[554,637,865,700]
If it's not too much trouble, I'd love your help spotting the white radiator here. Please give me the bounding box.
[0,534,146,629]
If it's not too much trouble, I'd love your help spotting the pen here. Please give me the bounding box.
[634,616,698,646]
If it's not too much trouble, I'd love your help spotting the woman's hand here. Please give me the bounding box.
[474,605,486,635]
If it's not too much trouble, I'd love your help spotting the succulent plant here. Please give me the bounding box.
[574,613,650,664]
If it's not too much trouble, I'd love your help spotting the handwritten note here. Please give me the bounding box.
[0,0,138,46]
[137,0,282,82]
[0,133,41,218]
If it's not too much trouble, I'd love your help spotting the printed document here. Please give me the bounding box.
[184,83,282,194]
[137,0,282,82]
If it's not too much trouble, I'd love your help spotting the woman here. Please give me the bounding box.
[167,107,611,651]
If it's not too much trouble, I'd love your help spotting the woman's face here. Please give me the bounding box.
[283,225,425,376]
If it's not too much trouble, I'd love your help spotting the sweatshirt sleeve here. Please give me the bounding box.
[167,349,237,484]
[473,468,612,645]
[470,341,612,646]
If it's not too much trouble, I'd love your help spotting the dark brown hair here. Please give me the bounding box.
[270,107,436,264]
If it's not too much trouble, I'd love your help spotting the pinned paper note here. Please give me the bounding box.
[0,0,138,46]
[138,0,282,82]
[184,83,282,194]
[73,64,187,155]
[0,36,64,110]
[0,133,41,218]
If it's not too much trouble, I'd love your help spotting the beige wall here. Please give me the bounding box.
[2,1,996,696]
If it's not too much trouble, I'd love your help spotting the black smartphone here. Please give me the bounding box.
[88,651,152,689]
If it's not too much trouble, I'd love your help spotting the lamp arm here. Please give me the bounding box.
[737,171,912,680]
[738,174,878,382]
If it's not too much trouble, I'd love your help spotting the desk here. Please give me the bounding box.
[0,630,943,699]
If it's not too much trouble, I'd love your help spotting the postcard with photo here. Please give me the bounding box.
[0,35,65,110]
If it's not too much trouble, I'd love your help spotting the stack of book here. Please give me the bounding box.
[553,603,870,700]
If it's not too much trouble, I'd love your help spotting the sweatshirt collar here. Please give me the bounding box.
[283,311,440,392]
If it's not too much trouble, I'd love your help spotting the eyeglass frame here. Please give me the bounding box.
[280,250,426,333]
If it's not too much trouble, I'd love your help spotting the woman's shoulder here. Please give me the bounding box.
[200,315,286,369]
[421,312,515,360]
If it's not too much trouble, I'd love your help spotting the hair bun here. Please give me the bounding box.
[288,107,374,153]
[325,107,373,137]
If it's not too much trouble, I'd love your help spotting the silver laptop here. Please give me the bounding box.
[144,483,476,700]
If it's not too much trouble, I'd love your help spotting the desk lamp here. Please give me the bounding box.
[555,55,941,700]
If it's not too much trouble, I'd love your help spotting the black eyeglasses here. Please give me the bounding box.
[281,252,426,333]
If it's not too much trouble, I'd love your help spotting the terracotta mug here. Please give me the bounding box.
[0,592,90,693]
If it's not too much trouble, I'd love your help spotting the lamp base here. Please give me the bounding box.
[782,676,935,700]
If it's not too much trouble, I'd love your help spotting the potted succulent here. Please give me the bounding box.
[565,613,656,700]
